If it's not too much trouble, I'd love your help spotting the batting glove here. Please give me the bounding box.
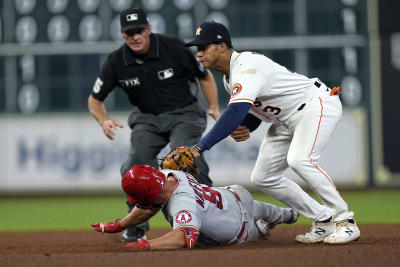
[91,219,122,233]
[124,239,150,251]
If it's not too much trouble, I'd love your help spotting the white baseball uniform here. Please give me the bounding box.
[160,169,292,245]
[223,51,353,222]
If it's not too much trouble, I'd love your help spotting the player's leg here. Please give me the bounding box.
[252,200,298,228]
[228,185,297,241]
[251,124,332,221]
[287,95,353,221]
[225,185,261,242]
[252,201,299,240]
[120,123,169,242]
[287,94,359,244]
[168,110,212,186]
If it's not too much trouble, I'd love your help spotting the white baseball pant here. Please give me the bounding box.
[251,83,354,222]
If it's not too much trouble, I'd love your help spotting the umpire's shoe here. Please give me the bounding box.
[122,228,147,243]
[323,219,360,244]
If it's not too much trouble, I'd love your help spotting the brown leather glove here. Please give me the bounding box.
[161,146,199,175]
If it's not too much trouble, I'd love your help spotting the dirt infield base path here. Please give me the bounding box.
[1,225,399,267]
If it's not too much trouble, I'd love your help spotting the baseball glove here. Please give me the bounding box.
[161,146,199,175]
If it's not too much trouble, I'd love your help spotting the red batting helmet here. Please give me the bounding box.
[121,165,166,208]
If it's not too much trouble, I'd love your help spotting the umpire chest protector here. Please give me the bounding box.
[92,34,207,115]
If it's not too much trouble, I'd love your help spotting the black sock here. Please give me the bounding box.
[318,216,332,223]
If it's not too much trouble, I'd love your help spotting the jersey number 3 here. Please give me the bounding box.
[202,187,223,209]
[254,100,282,115]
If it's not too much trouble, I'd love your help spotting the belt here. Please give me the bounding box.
[297,81,322,111]
[297,103,306,111]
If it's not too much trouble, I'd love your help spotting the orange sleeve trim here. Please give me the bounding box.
[230,98,254,103]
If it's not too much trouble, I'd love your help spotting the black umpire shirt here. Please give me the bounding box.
[91,33,208,115]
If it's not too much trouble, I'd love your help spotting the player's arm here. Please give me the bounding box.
[231,113,262,142]
[199,70,220,120]
[125,226,199,251]
[192,102,252,154]
[91,206,158,233]
[120,206,158,228]
[128,229,187,251]
[190,68,267,154]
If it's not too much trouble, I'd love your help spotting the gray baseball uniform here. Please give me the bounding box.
[160,169,291,245]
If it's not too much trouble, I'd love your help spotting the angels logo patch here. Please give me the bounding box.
[175,210,192,224]
[231,83,242,97]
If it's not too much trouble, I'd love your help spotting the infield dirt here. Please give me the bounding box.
[1,225,399,267]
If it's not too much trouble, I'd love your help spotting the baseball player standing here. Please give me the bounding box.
[91,165,298,250]
[88,8,220,242]
[178,21,360,244]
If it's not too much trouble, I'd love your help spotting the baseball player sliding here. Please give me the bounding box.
[165,21,360,244]
[91,165,298,250]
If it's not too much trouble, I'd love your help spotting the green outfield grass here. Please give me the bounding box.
[0,189,399,232]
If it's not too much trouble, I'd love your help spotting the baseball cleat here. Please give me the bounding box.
[256,219,271,240]
[323,219,360,244]
[295,220,336,244]
[256,208,298,239]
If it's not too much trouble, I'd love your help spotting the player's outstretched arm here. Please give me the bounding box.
[91,206,158,233]
[120,206,158,228]
[125,229,187,251]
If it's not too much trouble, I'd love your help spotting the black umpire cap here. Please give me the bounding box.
[185,21,232,47]
[120,8,149,33]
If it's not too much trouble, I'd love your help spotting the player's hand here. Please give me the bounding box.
[124,239,150,251]
[102,119,124,140]
[91,219,123,233]
[208,106,220,121]
[231,125,250,142]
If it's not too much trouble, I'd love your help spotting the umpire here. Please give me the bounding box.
[88,8,219,242]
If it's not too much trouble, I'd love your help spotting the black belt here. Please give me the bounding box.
[297,103,306,111]
[297,81,321,111]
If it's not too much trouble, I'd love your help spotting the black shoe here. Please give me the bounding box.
[121,228,147,242]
